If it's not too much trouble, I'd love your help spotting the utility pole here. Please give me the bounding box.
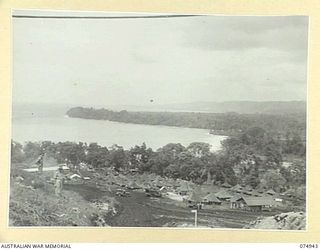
[191,209,198,227]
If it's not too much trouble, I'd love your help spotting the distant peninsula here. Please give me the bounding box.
[66,104,306,137]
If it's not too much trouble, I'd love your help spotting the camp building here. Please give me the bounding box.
[215,190,233,201]
[202,193,222,205]
[230,196,274,212]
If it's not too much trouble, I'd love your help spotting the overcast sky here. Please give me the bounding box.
[13,10,308,107]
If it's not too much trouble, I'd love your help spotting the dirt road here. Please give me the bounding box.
[66,184,276,228]
[109,191,275,228]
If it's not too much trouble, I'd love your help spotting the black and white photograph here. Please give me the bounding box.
[10,10,307,229]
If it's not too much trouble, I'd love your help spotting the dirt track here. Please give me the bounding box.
[66,184,277,228]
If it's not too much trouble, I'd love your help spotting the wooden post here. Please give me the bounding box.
[191,209,197,227]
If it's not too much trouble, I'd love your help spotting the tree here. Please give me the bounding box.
[261,170,286,192]
[158,143,185,159]
[108,144,128,171]
[164,164,180,178]
[264,143,282,168]
[86,143,109,169]
[245,165,260,188]
[284,132,305,156]
[23,142,42,160]
[280,160,306,187]
[187,142,211,158]
[11,141,24,163]
[129,143,153,171]
[54,142,86,165]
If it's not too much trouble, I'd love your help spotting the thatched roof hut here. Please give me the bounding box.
[231,184,242,192]
[202,193,221,204]
[221,182,232,188]
[177,181,192,195]
[266,189,276,195]
[251,190,262,197]
[215,190,233,200]
[187,189,203,203]
[127,180,140,189]
[244,185,253,191]
[230,194,242,203]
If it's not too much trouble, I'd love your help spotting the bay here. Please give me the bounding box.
[11,104,227,151]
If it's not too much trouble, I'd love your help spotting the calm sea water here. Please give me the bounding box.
[11,104,227,151]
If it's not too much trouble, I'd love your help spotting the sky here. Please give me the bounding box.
[13,10,308,107]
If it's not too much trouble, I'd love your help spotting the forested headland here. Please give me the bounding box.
[66,107,306,137]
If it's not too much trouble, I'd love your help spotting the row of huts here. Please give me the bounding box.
[183,183,282,212]
[185,188,277,212]
[82,167,282,212]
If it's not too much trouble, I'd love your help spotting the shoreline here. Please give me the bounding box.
[65,115,232,137]
[12,116,227,151]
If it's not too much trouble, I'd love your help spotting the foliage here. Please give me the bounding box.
[11,122,305,192]
[11,141,25,163]
[66,107,306,138]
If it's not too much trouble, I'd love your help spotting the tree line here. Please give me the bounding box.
[66,107,306,138]
[11,126,306,195]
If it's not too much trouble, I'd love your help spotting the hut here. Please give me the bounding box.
[230,184,243,192]
[215,190,233,201]
[256,188,265,194]
[241,196,274,212]
[171,179,180,189]
[273,194,283,203]
[244,185,253,192]
[282,188,296,198]
[202,193,221,205]
[127,180,140,190]
[230,194,244,209]
[153,176,164,188]
[251,190,262,197]
[266,189,276,196]
[129,168,139,174]
[134,179,143,188]
[159,186,168,192]
[186,189,203,209]
[69,173,82,180]
[141,182,152,191]
[242,190,252,196]
[221,182,232,188]
[177,181,192,196]
[187,191,202,203]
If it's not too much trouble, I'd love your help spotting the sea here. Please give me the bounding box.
[11,103,227,151]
